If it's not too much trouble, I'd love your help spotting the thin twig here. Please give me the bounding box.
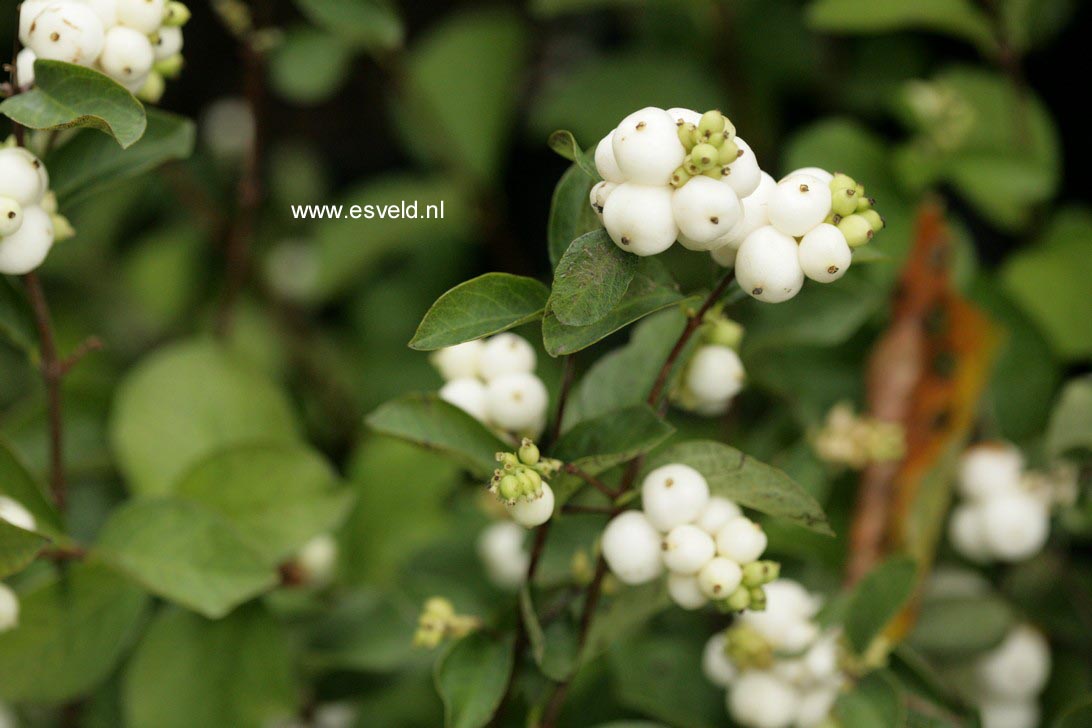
[561,504,614,515]
[547,355,576,446]
[23,272,66,511]
[59,336,104,376]
[563,463,617,500]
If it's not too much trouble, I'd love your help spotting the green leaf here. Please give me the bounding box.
[0,440,63,536]
[742,276,884,352]
[410,273,550,351]
[96,498,279,619]
[400,9,527,180]
[175,443,354,566]
[46,109,195,203]
[1001,0,1075,52]
[807,0,998,56]
[610,633,724,728]
[834,671,905,728]
[0,564,148,702]
[1046,377,1092,458]
[582,581,669,663]
[123,605,297,728]
[305,590,420,672]
[366,394,510,479]
[543,260,685,356]
[269,26,354,105]
[0,278,37,355]
[293,0,404,52]
[1054,698,1092,728]
[644,441,833,536]
[550,229,638,327]
[1,61,146,148]
[434,632,514,728]
[843,556,918,653]
[548,163,602,266]
[110,339,299,496]
[0,519,49,578]
[1001,209,1092,362]
[551,405,674,503]
[546,130,598,178]
[909,595,1013,659]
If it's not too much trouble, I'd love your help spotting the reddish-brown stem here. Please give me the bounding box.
[547,355,576,446]
[23,272,66,511]
[563,463,617,500]
[561,504,614,515]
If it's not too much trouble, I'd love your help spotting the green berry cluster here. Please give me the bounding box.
[718,560,780,613]
[722,624,775,670]
[490,439,562,504]
[670,110,740,189]
[702,307,744,349]
[827,172,885,248]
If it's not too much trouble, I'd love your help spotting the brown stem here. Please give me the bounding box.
[547,356,576,447]
[59,336,104,376]
[23,272,66,511]
[562,463,617,500]
[561,504,614,515]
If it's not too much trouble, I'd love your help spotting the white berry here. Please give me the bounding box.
[0,198,24,238]
[641,463,709,531]
[26,1,105,66]
[297,533,337,584]
[721,136,762,199]
[784,167,833,185]
[673,177,742,249]
[959,442,1024,501]
[798,223,852,283]
[702,633,737,687]
[611,107,686,185]
[116,0,167,34]
[710,244,736,268]
[430,340,483,381]
[712,171,776,256]
[0,496,37,532]
[667,573,709,610]
[685,345,745,404]
[697,556,742,599]
[979,700,1039,728]
[153,25,183,61]
[666,107,701,126]
[594,134,626,183]
[0,205,55,275]
[439,378,489,424]
[696,496,742,535]
[79,0,120,27]
[589,180,616,220]
[715,517,767,564]
[0,583,18,633]
[602,183,678,256]
[948,504,991,563]
[796,685,840,728]
[477,521,529,589]
[976,625,1050,701]
[479,333,536,381]
[728,671,800,728]
[506,483,555,528]
[601,511,664,585]
[735,226,805,303]
[485,372,548,435]
[15,47,37,87]
[19,0,53,45]
[0,147,49,206]
[99,26,156,83]
[767,174,832,237]
[979,492,1050,562]
[662,524,716,575]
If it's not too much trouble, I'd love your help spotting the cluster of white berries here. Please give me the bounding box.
[0,142,73,275]
[0,495,38,635]
[432,334,549,441]
[601,464,776,612]
[972,625,1051,728]
[489,439,561,529]
[590,107,883,303]
[703,580,845,728]
[476,520,530,590]
[18,0,189,102]
[674,316,746,417]
[947,442,1055,563]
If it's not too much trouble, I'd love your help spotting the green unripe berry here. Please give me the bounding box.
[860,209,885,232]
[830,173,856,192]
[706,130,725,148]
[670,166,691,188]
[497,452,519,468]
[854,183,865,199]
[857,195,875,212]
[725,585,752,612]
[748,586,767,611]
[717,140,740,166]
[164,2,192,27]
[678,122,698,150]
[707,318,744,348]
[831,187,858,218]
[498,474,521,501]
[741,560,781,588]
[703,167,724,179]
[698,110,726,138]
[155,54,185,79]
[138,73,166,104]
[684,159,702,176]
[518,439,540,466]
[838,214,874,247]
[518,468,542,497]
[691,143,718,170]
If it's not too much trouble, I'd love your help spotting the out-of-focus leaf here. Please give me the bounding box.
[366,394,509,479]
[121,224,205,335]
[0,440,62,535]
[46,109,194,203]
[908,595,1013,659]
[434,631,514,728]
[543,260,684,356]
[293,0,403,52]
[1054,698,1092,728]
[97,497,278,619]
[742,275,883,352]
[1,61,146,147]
[400,9,527,180]
[644,441,833,536]
[110,339,299,496]
[410,273,550,350]
[1001,0,1075,52]
[1046,377,1092,458]
[610,633,724,728]
[175,443,353,566]
[530,0,643,17]
[1000,209,1092,361]
[0,279,37,356]
[123,605,297,728]
[305,590,421,672]
[807,0,998,55]
[835,671,905,728]
[550,229,638,327]
[843,556,918,653]
[269,26,354,105]
[0,518,48,578]
[582,581,669,663]
[548,163,602,266]
[0,564,148,702]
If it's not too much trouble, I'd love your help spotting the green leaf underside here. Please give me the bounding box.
[1,60,146,148]
[548,163,601,266]
[434,631,514,728]
[550,229,639,327]
[0,519,49,578]
[844,556,918,653]
[546,129,599,178]
[366,394,510,479]
[410,273,550,350]
[807,0,998,56]
[644,441,833,536]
